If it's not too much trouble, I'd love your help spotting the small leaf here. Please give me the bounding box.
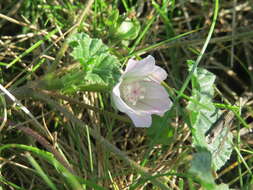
[189,150,215,187]
[85,73,105,85]
[68,33,108,67]
[46,33,121,93]
[147,111,174,145]
[189,150,231,190]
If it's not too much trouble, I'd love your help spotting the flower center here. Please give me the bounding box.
[121,81,146,106]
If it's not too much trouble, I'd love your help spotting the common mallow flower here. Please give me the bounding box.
[112,55,172,127]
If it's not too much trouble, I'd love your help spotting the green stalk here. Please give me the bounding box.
[6,29,58,68]
[26,153,58,190]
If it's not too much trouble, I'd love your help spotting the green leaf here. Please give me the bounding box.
[189,150,215,189]
[147,111,174,145]
[89,53,121,84]
[186,60,233,171]
[68,33,108,65]
[45,33,121,93]
[42,33,121,93]
[189,150,231,190]
[68,33,120,85]
[207,126,233,171]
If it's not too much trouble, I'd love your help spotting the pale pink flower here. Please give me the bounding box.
[112,55,172,127]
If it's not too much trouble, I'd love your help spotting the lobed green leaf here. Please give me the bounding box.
[186,60,233,177]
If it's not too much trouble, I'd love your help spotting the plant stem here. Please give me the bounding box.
[176,0,219,101]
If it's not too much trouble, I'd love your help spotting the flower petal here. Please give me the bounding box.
[142,81,169,99]
[128,112,152,127]
[149,66,168,83]
[124,59,138,73]
[135,98,172,116]
[123,55,155,79]
[112,80,154,127]
[112,81,135,114]
[124,55,168,84]
[132,81,172,115]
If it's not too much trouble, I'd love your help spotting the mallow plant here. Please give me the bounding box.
[39,32,232,189]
